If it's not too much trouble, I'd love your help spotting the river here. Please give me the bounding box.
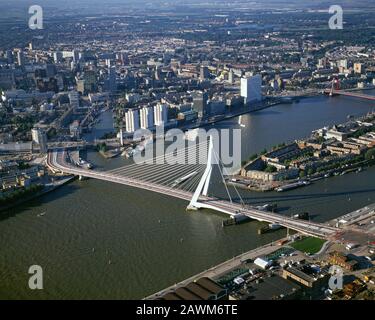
[0,93,374,299]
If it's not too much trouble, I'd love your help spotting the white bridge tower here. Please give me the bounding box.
[187,137,214,211]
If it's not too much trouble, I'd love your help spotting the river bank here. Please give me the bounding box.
[0,176,76,213]
[237,112,375,192]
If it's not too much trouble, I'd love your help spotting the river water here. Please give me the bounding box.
[1,93,375,299]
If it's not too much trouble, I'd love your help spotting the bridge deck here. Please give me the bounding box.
[325,89,375,100]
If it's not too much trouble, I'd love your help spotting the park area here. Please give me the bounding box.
[290,237,326,255]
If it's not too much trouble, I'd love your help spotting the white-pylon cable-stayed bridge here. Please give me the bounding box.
[47,137,340,239]
[187,136,246,211]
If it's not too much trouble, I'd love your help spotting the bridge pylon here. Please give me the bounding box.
[330,77,341,96]
[186,136,214,211]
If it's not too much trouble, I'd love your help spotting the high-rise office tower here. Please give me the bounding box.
[228,69,234,84]
[17,50,25,67]
[6,50,13,64]
[200,66,210,80]
[241,75,262,105]
[31,128,48,153]
[53,51,63,63]
[83,70,97,92]
[72,50,80,63]
[155,67,162,81]
[46,64,57,78]
[68,91,80,111]
[107,66,117,93]
[192,91,209,118]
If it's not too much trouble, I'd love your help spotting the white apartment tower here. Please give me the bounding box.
[154,104,168,126]
[124,109,140,133]
[140,106,154,129]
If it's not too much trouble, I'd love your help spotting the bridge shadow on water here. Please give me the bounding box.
[0,183,80,222]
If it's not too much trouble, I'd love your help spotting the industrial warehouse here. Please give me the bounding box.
[156,277,228,301]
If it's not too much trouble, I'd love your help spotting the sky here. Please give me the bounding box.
[0,0,372,20]
[0,0,368,6]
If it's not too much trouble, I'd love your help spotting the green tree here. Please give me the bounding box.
[365,149,375,161]
[307,168,315,176]
[265,165,277,173]
[47,128,57,139]
[97,143,107,152]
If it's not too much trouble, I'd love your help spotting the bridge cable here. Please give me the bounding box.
[212,149,233,204]
[106,140,208,174]
[212,148,246,208]
[105,147,207,180]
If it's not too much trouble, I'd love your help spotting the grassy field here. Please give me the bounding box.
[290,237,326,254]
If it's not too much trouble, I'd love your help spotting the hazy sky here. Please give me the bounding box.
[0,0,372,19]
[0,0,367,6]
